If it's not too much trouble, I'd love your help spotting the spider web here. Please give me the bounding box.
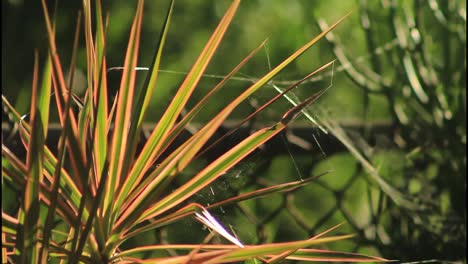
[158,36,402,248]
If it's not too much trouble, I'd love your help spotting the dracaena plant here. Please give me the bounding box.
[1,0,388,263]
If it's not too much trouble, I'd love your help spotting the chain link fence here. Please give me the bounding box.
[166,1,466,262]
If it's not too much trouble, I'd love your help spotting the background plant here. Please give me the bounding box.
[315,0,466,260]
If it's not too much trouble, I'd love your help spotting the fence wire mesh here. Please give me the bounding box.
[162,1,466,262]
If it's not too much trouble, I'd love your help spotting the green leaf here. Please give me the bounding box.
[104,0,144,229]
[17,50,43,264]
[114,0,175,214]
[123,0,241,200]
[205,235,356,264]
[37,54,52,137]
[92,0,109,190]
[41,0,88,198]
[269,248,389,262]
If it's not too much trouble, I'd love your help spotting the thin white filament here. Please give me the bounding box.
[195,208,245,248]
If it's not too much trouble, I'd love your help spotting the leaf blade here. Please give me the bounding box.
[17,50,43,264]
[114,0,175,213]
[125,0,241,195]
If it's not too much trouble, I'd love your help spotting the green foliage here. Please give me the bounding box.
[313,0,466,261]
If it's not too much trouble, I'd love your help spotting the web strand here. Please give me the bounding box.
[149,37,398,86]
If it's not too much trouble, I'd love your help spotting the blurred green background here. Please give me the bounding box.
[2,0,466,262]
